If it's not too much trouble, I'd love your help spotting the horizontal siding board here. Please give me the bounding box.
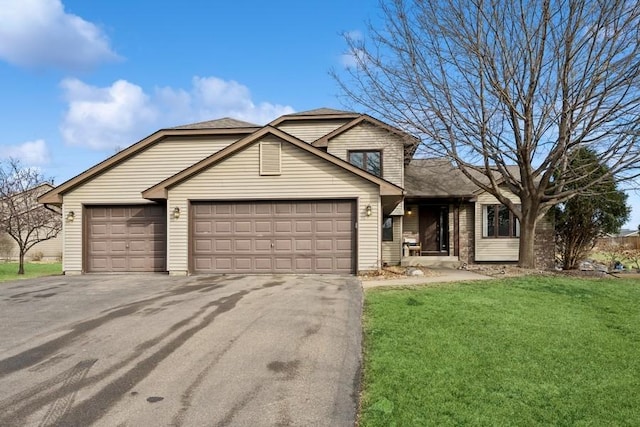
[475,191,521,261]
[327,123,404,187]
[382,215,402,265]
[63,136,238,272]
[168,138,381,273]
[276,120,350,143]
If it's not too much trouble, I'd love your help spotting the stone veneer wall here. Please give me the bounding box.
[534,213,556,269]
[458,203,474,265]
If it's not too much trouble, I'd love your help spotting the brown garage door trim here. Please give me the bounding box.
[83,204,167,273]
[188,199,357,274]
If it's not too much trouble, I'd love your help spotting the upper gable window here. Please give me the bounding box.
[348,150,382,177]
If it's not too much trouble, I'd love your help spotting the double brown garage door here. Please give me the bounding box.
[191,200,355,274]
[85,205,166,272]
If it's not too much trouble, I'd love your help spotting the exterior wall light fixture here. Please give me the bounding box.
[173,207,181,219]
[407,207,413,215]
[366,205,372,217]
[66,211,75,222]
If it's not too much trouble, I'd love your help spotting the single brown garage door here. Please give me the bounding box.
[191,200,355,274]
[85,205,166,272]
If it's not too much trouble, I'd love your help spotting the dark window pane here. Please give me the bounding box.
[382,216,393,241]
[349,152,364,168]
[367,152,382,176]
[486,205,496,237]
[498,205,510,236]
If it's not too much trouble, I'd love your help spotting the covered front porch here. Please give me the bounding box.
[400,198,473,267]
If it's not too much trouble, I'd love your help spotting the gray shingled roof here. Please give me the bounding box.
[405,158,478,197]
[405,159,522,197]
[286,107,357,116]
[171,117,260,130]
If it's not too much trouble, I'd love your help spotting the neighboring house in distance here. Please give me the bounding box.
[1,183,62,261]
[38,108,554,275]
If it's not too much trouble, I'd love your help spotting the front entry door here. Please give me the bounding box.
[419,206,449,254]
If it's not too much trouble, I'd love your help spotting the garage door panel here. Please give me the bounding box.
[86,205,166,272]
[128,240,148,253]
[255,221,271,233]
[194,204,213,215]
[255,204,272,215]
[315,221,333,233]
[275,204,292,214]
[110,241,127,253]
[295,258,312,270]
[191,200,354,274]
[213,239,230,252]
[295,203,312,214]
[315,239,333,251]
[274,239,292,251]
[214,258,232,270]
[234,221,252,233]
[234,258,252,270]
[275,221,292,232]
[336,220,352,232]
[110,224,127,236]
[234,239,252,251]
[295,221,312,232]
[255,258,273,270]
[315,258,333,270]
[194,221,212,234]
[336,239,352,251]
[235,204,252,215]
[255,239,272,251]
[194,257,213,270]
[295,239,312,251]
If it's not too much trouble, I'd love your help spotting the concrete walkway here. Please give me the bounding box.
[361,268,494,289]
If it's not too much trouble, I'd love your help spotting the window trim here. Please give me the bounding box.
[347,150,383,177]
[482,204,520,238]
[382,216,394,241]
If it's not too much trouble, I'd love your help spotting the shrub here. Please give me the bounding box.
[30,251,44,262]
[0,234,14,262]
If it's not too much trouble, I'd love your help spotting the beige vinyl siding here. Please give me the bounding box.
[167,136,381,274]
[1,233,62,261]
[62,136,239,273]
[327,123,404,187]
[276,120,350,143]
[382,216,402,265]
[474,190,520,261]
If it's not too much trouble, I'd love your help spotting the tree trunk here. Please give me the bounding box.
[18,251,25,275]
[518,213,538,269]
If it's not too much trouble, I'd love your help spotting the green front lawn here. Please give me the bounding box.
[0,262,62,282]
[361,277,640,426]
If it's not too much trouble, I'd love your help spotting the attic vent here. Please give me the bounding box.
[260,141,281,175]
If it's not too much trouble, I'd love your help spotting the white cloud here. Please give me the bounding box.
[1,139,50,165]
[0,0,119,70]
[340,48,368,69]
[60,78,157,150]
[60,76,295,151]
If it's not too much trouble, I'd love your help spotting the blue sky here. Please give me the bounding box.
[0,0,638,229]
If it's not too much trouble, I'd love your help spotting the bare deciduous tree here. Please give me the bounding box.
[334,0,640,267]
[0,159,61,274]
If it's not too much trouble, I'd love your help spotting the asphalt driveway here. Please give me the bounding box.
[0,274,362,426]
